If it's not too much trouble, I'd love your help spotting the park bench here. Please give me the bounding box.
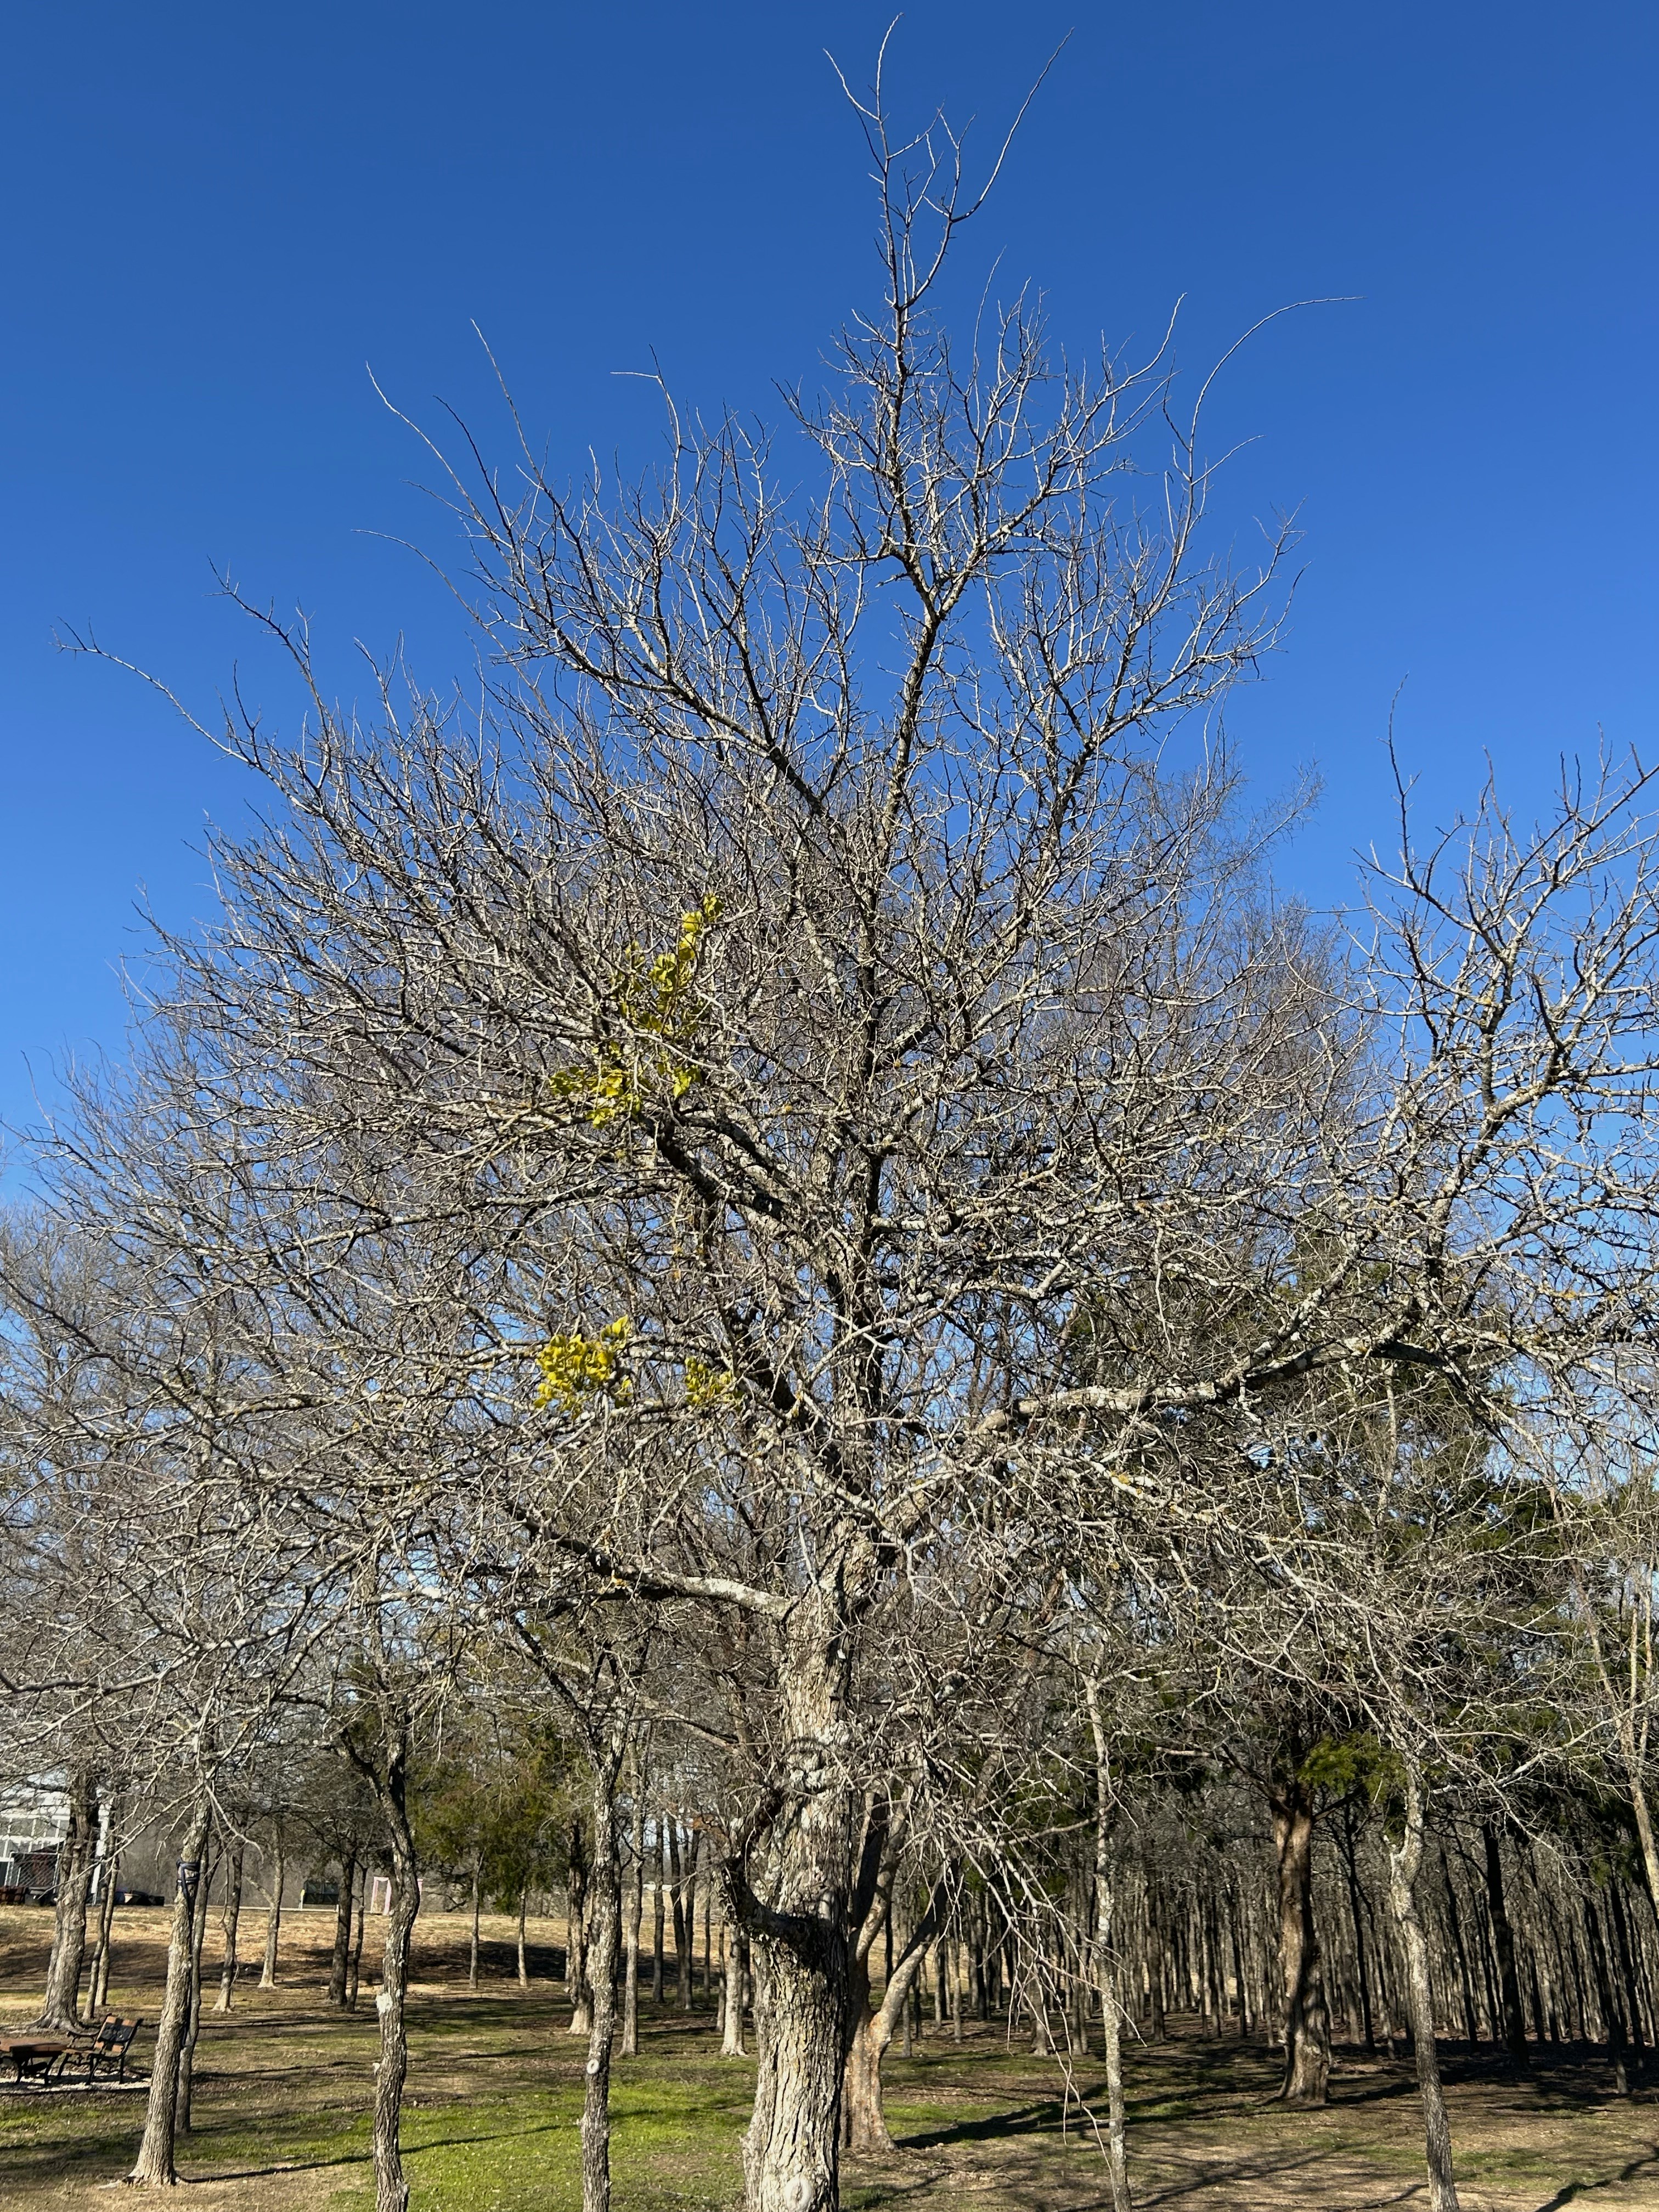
[73,2016,143,2084]
[0,2018,146,2088]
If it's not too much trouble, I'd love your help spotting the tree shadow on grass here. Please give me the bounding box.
[196,2115,562,2183]
[1532,2141,1659,2210]
[899,2097,1065,2149]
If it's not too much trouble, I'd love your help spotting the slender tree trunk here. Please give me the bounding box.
[623,1790,645,2055]
[1085,1680,1134,2212]
[469,1848,482,1991]
[128,1795,212,2186]
[1388,1760,1460,2212]
[1269,1777,1330,2104]
[1583,1895,1630,2097]
[724,1926,749,2057]
[364,1733,420,2212]
[652,1819,666,2002]
[843,1845,933,2157]
[1568,1558,1659,1928]
[568,1814,592,2035]
[259,1837,284,1989]
[176,1840,215,2132]
[519,1887,532,1993]
[668,1819,689,2005]
[329,1852,358,2007]
[214,1838,245,2012]
[679,1826,698,2011]
[1438,1846,1481,2045]
[36,1766,97,2032]
[1609,1881,1647,2063]
[1338,1807,1376,2055]
[88,1825,120,2018]
[1481,1822,1528,2064]
[580,1731,625,2212]
[348,1864,368,2009]
[1144,1893,1165,2040]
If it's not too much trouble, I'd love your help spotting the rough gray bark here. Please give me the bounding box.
[88,1831,120,2018]
[735,1624,853,2212]
[1269,1776,1330,2105]
[214,1837,245,2012]
[580,1737,625,2212]
[175,1838,215,2132]
[567,1813,591,2035]
[1388,1763,1460,2212]
[348,1864,368,2009]
[844,1876,942,2153]
[723,1925,749,2058]
[363,1731,420,2212]
[36,1766,97,2032]
[328,1850,357,2006]
[128,1796,211,2186]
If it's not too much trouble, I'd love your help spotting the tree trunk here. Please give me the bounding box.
[348,1864,368,2009]
[469,1849,482,1991]
[682,1830,700,2008]
[673,1822,694,2010]
[580,1732,625,2212]
[623,1789,645,2055]
[1569,1559,1659,1929]
[88,1820,120,2019]
[723,1926,749,2057]
[366,1736,420,2212]
[259,1837,284,1989]
[1085,1679,1133,2212]
[1388,1760,1460,2212]
[1269,1776,1330,2104]
[176,1839,215,2132]
[215,1838,245,2012]
[568,1814,592,2035]
[1607,1881,1647,2061]
[1583,1895,1630,2097]
[329,1852,358,2006]
[735,1627,854,2212]
[1438,1846,1481,2045]
[36,1766,97,2032]
[843,1849,936,2158]
[520,1886,532,1994]
[128,1795,211,2186]
[1481,1822,1528,2063]
[652,1819,666,2002]
[1338,1806,1375,2054]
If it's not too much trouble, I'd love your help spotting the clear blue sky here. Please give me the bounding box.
[2,2,1654,1141]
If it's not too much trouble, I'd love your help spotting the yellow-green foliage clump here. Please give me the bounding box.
[549,897,721,1128]
[683,1355,738,1414]
[534,1318,631,1415]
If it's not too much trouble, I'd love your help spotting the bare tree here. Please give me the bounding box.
[49,29,1659,2211]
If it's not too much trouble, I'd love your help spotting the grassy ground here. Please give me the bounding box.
[3,1905,1658,2209]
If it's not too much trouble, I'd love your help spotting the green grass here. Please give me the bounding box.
[9,1909,1659,2208]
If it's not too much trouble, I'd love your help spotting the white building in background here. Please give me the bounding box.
[0,1776,70,1893]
